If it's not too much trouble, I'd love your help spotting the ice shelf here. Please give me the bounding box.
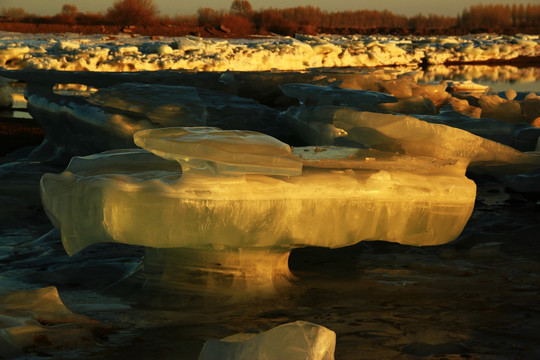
[198,321,336,360]
[41,127,476,300]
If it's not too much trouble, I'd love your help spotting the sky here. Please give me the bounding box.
[0,0,530,17]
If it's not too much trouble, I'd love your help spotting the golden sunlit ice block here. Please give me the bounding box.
[40,127,476,300]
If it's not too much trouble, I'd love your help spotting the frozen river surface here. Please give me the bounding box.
[0,32,539,359]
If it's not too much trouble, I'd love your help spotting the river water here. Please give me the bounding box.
[0,63,539,360]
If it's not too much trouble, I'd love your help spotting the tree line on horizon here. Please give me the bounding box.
[1,0,539,36]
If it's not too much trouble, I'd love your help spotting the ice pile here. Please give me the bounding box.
[0,32,538,72]
[41,126,477,299]
[199,321,336,360]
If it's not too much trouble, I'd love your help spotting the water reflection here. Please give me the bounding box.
[420,65,540,92]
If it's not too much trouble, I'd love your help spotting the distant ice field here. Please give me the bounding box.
[0,32,538,73]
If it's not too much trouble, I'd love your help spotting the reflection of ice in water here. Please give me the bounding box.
[419,65,540,93]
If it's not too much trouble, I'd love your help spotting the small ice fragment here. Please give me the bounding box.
[478,94,522,123]
[412,82,450,108]
[505,89,517,101]
[378,96,437,115]
[198,321,336,360]
[447,81,489,93]
[521,96,540,124]
[449,97,481,118]
[0,79,13,108]
[280,83,396,111]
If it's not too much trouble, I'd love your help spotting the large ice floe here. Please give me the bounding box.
[0,31,538,72]
[39,122,478,300]
[39,106,540,300]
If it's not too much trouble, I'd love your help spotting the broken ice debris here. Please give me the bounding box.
[198,321,336,360]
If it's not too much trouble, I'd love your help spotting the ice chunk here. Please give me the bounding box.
[280,83,396,111]
[378,96,437,115]
[505,89,517,101]
[88,83,283,137]
[0,78,13,109]
[521,95,540,124]
[286,107,540,172]
[416,107,539,151]
[478,94,522,123]
[292,146,462,174]
[198,321,336,360]
[0,287,112,354]
[381,78,413,98]
[88,83,206,127]
[41,148,476,254]
[134,127,302,176]
[447,81,489,93]
[412,82,450,108]
[42,128,476,256]
[26,82,290,162]
[514,126,540,152]
[27,93,147,162]
[449,97,481,118]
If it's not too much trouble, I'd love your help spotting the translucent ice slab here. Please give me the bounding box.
[0,287,110,355]
[41,127,476,299]
[285,107,540,172]
[88,83,283,136]
[280,83,396,111]
[198,321,336,360]
[133,127,302,176]
[41,148,475,254]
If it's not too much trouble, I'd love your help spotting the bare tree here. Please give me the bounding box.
[230,0,253,18]
[1,7,27,20]
[61,4,78,17]
[106,0,158,26]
